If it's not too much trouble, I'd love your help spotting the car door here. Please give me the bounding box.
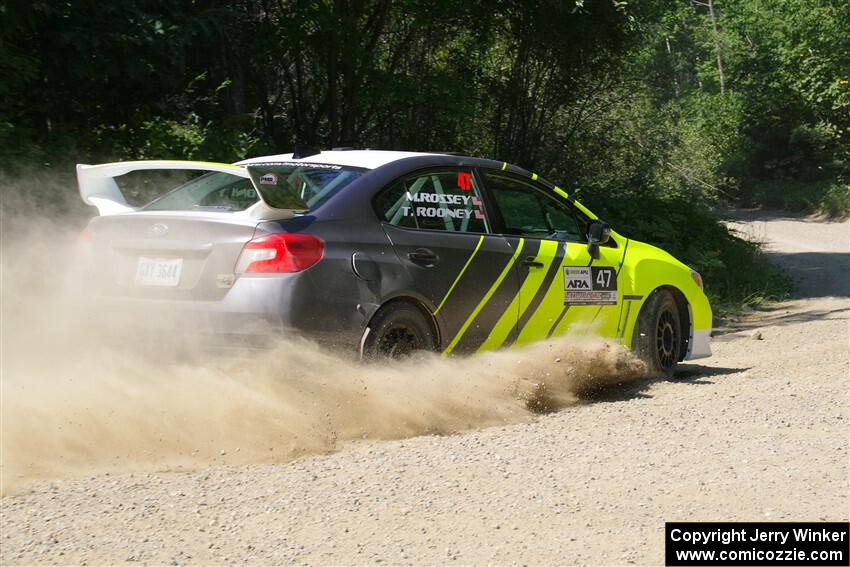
[476,170,625,349]
[375,168,521,354]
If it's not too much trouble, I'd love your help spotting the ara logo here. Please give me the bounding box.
[259,173,278,185]
[457,172,472,191]
[563,267,591,291]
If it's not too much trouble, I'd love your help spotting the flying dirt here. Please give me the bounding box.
[1,179,847,565]
[0,174,645,495]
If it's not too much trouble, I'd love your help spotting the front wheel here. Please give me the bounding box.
[632,289,682,377]
[362,302,436,359]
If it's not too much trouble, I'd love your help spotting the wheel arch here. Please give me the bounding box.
[362,295,442,353]
[634,285,691,362]
[661,285,691,361]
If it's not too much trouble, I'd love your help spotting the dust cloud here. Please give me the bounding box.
[0,173,645,495]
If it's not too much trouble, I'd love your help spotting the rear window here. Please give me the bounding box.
[143,172,257,211]
[143,165,362,212]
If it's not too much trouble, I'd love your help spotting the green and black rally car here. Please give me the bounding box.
[77,149,712,375]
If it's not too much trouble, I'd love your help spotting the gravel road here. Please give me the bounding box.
[1,212,848,566]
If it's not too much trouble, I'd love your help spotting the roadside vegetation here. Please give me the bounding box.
[3,0,846,309]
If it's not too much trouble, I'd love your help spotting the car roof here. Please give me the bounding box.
[237,150,446,170]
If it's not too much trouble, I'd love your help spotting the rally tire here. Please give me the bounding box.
[363,302,436,359]
[632,289,682,378]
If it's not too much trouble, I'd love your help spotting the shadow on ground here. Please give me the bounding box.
[718,208,847,223]
[763,251,850,298]
[574,364,747,404]
[713,302,849,338]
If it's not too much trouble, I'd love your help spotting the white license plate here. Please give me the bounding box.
[135,257,183,287]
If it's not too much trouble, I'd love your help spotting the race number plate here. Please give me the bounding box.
[563,266,617,305]
[135,257,183,287]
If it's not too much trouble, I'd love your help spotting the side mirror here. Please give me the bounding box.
[587,220,611,259]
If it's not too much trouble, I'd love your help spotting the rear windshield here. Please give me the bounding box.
[143,166,362,212]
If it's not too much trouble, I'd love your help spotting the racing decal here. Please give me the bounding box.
[442,238,525,356]
[433,234,484,315]
[259,173,277,185]
[474,239,548,352]
[405,192,475,205]
[553,186,569,199]
[546,305,571,338]
[499,239,566,348]
[400,192,485,220]
[563,266,617,305]
[457,172,472,190]
[402,206,480,219]
[248,161,342,170]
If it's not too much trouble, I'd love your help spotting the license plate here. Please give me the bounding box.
[135,257,183,287]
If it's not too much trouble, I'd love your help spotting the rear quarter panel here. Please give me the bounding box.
[267,216,403,349]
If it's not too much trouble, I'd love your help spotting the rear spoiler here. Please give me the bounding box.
[76,160,310,220]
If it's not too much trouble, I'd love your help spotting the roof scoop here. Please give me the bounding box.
[292,145,321,159]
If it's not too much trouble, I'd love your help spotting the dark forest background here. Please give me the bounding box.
[2,0,848,308]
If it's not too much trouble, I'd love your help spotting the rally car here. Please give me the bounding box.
[77,149,712,375]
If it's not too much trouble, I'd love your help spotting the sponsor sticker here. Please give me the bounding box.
[400,191,484,220]
[563,266,617,305]
[249,161,342,170]
[259,173,277,185]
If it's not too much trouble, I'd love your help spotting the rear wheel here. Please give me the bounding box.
[363,302,436,359]
[632,289,682,377]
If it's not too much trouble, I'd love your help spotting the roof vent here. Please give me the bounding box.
[331,146,355,151]
[292,145,321,159]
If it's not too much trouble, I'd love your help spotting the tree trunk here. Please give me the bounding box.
[707,0,726,95]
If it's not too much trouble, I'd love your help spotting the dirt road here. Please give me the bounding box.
[1,212,848,565]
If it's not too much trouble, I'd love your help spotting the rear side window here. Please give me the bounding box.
[375,169,489,233]
[142,172,258,211]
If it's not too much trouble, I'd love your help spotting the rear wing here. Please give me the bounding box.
[76,160,310,219]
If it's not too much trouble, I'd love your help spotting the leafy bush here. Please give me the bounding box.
[818,182,850,218]
[745,177,850,217]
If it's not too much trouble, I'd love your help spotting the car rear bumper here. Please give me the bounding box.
[89,275,295,351]
[87,272,365,351]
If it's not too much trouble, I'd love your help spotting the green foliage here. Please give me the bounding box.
[590,195,792,313]
[818,182,850,218]
[2,0,844,307]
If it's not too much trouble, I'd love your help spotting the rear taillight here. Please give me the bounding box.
[235,233,324,274]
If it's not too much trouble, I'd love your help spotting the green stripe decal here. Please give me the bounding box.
[501,162,508,171]
[531,173,538,180]
[553,186,568,199]
[477,239,557,351]
[434,234,484,316]
[442,238,525,356]
[574,199,598,220]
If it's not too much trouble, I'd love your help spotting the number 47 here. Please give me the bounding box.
[596,269,612,287]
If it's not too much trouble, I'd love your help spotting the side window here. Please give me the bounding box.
[375,169,490,233]
[482,172,586,241]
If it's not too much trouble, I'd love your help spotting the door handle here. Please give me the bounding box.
[521,256,544,268]
[408,249,439,267]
